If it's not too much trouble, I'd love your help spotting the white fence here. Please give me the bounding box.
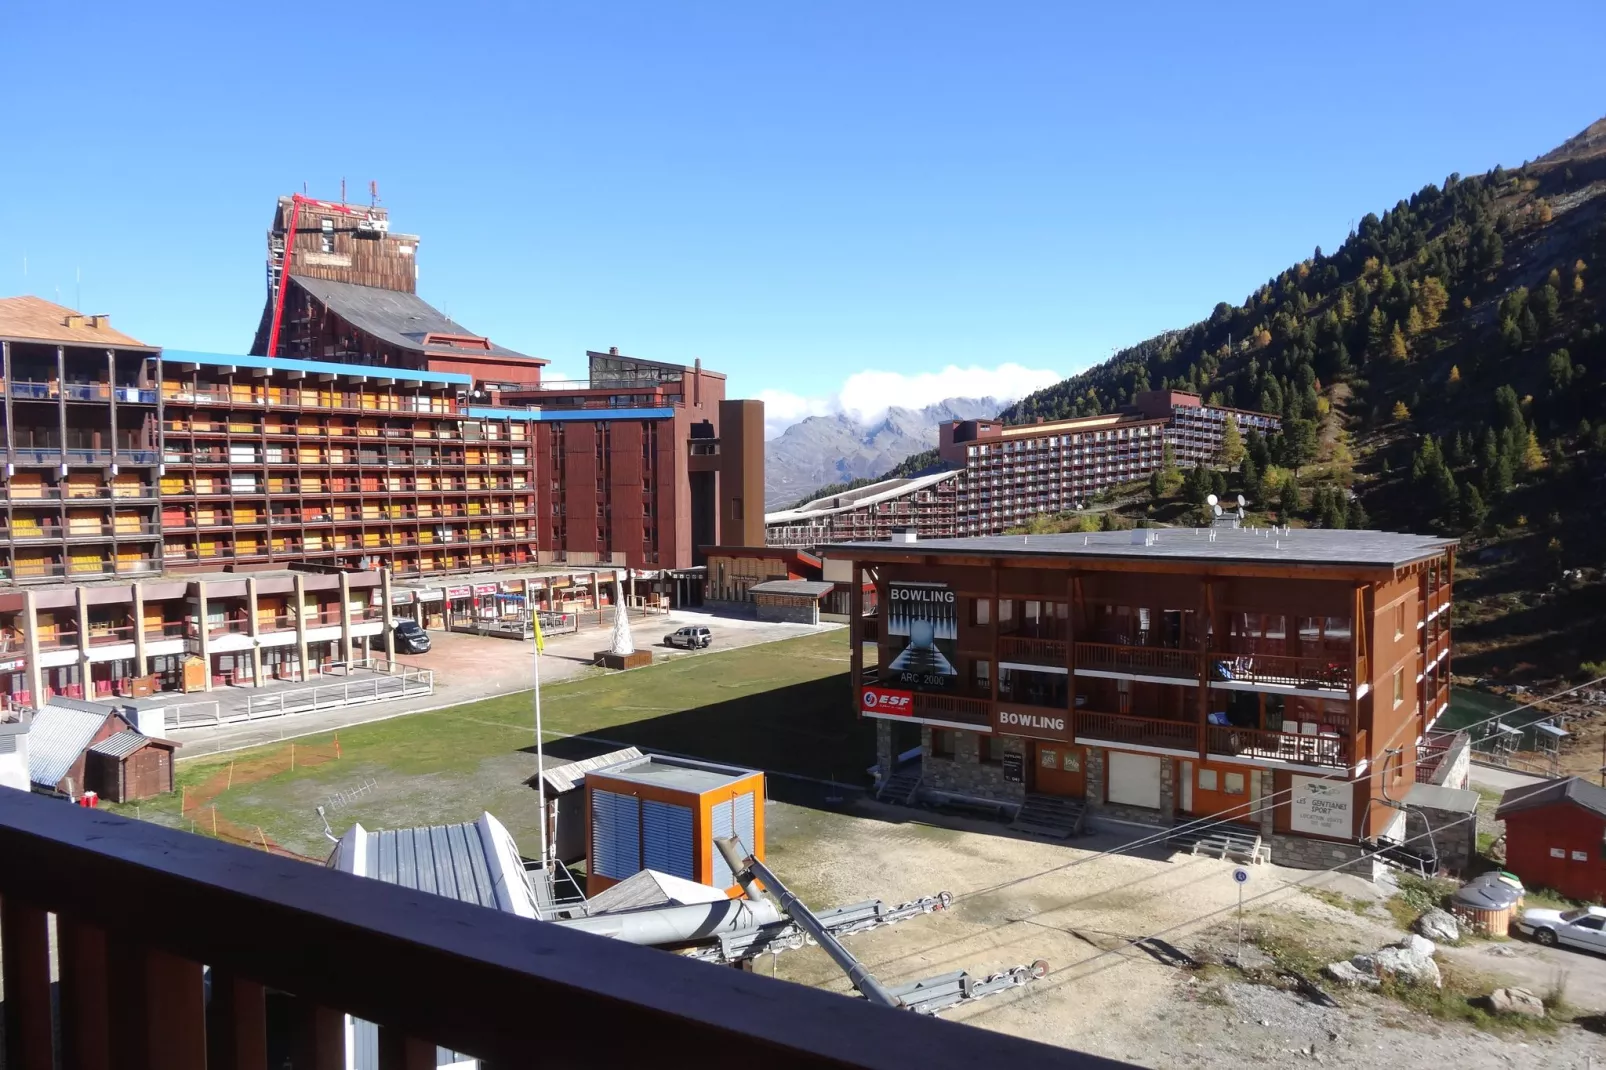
[160,669,435,731]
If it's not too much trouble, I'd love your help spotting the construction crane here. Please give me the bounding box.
[264,186,386,358]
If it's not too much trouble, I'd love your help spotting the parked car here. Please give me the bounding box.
[1514,905,1606,951]
[393,620,432,655]
[663,625,712,650]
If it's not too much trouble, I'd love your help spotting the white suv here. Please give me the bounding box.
[664,625,712,650]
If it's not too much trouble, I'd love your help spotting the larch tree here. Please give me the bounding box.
[1219,413,1245,466]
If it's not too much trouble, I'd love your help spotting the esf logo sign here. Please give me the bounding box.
[861,686,915,716]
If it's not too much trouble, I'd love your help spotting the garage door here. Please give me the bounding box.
[1107,752,1162,809]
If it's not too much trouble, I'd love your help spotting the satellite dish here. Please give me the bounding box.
[1206,493,1218,507]
[1237,494,1246,508]
[1213,504,1223,516]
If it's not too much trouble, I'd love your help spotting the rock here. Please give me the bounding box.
[1324,961,1380,988]
[1399,934,1436,957]
[1483,944,1517,957]
[1415,908,1460,943]
[1488,987,1546,1018]
[1371,945,1443,988]
[1226,946,1275,972]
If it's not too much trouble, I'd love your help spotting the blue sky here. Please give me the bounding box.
[2,2,1603,433]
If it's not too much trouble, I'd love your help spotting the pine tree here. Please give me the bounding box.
[1366,307,1390,356]
[1392,400,1411,423]
[1462,483,1488,532]
[1431,463,1459,528]
[1219,413,1244,466]
[1098,511,1119,532]
[1347,496,1370,529]
[1278,474,1302,517]
[1148,468,1166,502]
[1449,431,1469,468]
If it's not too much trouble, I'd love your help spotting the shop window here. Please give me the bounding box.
[971,598,991,626]
[1198,768,1218,791]
[931,730,955,759]
[1224,772,1246,795]
[981,735,1006,764]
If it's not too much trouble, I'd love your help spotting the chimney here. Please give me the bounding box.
[89,314,110,329]
[609,346,619,355]
[63,314,85,330]
[1035,417,1045,425]
[694,357,702,407]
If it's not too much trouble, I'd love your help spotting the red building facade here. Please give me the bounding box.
[1496,778,1606,902]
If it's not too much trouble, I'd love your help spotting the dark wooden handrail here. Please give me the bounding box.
[0,791,1122,1069]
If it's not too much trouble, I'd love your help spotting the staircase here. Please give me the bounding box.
[876,761,924,805]
[1168,821,1264,863]
[1010,793,1086,839]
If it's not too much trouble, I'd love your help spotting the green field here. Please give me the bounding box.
[119,631,871,857]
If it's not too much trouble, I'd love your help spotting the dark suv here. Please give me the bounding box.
[394,620,432,654]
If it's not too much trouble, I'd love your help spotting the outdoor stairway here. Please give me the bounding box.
[1168,821,1264,863]
[876,762,924,805]
[1009,793,1086,839]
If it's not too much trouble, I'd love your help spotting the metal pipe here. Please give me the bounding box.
[553,899,782,946]
[716,837,902,1009]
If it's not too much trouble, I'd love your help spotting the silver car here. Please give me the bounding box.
[663,625,712,649]
[1513,905,1606,952]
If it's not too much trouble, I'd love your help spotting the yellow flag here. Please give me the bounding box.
[532,612,545,654]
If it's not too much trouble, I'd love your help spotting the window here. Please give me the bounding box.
[931,730,955,759]
[972,598,991,626]
[1224,772,1246,795]
[1395,603,1406,640]
[731,497,743,521]
[1198,768,1218,792]
[981,735,1005,764]
[1393,668,1405,707]
[973,659,991,693]
[320,218,335,254]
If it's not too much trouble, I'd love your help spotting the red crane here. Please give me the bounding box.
[264,193,360,358]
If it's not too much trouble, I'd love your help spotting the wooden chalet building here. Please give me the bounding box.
[826,526,1456,868]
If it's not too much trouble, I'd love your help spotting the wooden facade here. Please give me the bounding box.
[835,530,1456,854]
[87,736,177,802]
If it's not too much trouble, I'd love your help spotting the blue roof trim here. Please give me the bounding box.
[465,405,674,422]
[160,350,474,387]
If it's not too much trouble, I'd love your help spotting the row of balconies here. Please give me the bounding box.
[8,447,160,466]
[6,381,158,403]
[0,521,161,541]
[164,421,529,442]
[3,558,160,581]
[160,480,531,497]
[0,485,156,501]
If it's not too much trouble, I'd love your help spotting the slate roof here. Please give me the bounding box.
[290,275,540,361]
[1496,776,1606,820]
[822,527,1457,570]
[28,706,112,788]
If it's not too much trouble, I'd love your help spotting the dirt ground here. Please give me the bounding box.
[762,797,1606,1069]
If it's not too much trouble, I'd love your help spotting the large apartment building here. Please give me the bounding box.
[939,391,1280,536]
[828,527,1455,867]
[764,470,960,548]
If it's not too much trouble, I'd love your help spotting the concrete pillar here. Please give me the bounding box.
[22,591,43,707]
[381,568,396,663]
[132,581,148,677]
[591,571,600,626]
[245,576,263,687]
[194,580,211,692]
[75,584,92,696]
[337,571,354,664]
[1158,758,1176,827]
[875,719,894,782]
[1085,747,1106,811]
[1259,770,1276,841]
[293,573,310,682]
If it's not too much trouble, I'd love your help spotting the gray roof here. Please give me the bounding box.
[28,705,113,788]
[592,755,757,794]
[88,729,166,760]
[326,812,539,917]
[582,868,729,915]
[821,527,1458,570]
[766,470,961,525]
[291,275,537,361]
[536,746,644,795]
[748,579,835,598]
[1404,782,1480,813]
[1496,776,1606,820]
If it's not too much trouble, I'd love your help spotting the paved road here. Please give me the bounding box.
[170,609,841,759]
[1467,762,1549,793]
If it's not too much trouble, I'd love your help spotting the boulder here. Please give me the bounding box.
[1370,945,1442,988]
[1400,934,1436,957]
[1488,987,1546,1018]
[1415,909,1460,944]
[1325,960,1380,988]
[1226,946,1275,972]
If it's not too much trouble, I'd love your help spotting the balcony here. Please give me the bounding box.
[85,624,137,646]
[1206,724,1348,769]
[1075,710,1197,751]
[1074,642,1198,680]
[912,692,992,728]
[999,635,1068,666]
[1207,652,1354,695]
[0,792,1091,1070]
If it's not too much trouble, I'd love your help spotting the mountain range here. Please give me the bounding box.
[763,398,998,508]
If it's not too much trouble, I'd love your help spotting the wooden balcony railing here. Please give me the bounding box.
[1207,651,1353,693]
[912,692,993,728]
[1075,710,1197,750]
[1205,725,1348,769]
[1074,642,1198,678]
[0,792,1105,1070]
[999,636,1068,665]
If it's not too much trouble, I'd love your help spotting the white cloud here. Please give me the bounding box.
[761,362,1062,439]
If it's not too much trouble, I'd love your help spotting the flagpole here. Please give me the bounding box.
[533,627,548,868]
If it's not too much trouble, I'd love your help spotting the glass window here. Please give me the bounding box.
[981,735,1005,764]
[1395,604,1406,639]
[972,598,991,626]
[1393,669,1405,706]
[974,659,991,692]
[1224,772,1246,795]
[1198,768,1218,791]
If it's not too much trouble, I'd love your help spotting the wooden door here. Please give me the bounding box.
[1031,742,1086,798]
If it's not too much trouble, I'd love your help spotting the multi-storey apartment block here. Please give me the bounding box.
[829,527,1455,866]
[764,471,960,548]
[939,391,1280,536]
